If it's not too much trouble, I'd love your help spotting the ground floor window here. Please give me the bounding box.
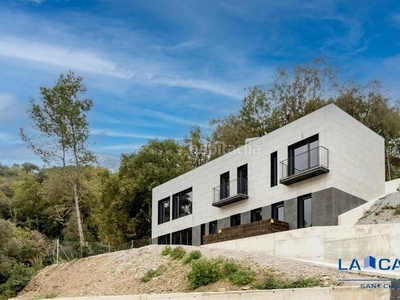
[251,207,262,222]
[230,214,241,226]
[272,202,284,221]
[158,234,170,245]
[298,195,312,228]
[209,220,218,234]
[172,228,192,245]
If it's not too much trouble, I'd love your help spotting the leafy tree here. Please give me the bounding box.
[12,173,46,232]
[99,139,192,244]
[210,58,400,179]
[209,114,253,159]
[183,125,213,168]
[269,57,336,125]
[334,79,400,180]
[21,163,40,174]
[20,71,96,256]
[0,219,21,285]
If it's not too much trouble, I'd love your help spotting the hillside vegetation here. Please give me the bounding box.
[14,245,385,299]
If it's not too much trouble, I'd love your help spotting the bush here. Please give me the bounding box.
[255,275,321,289]
[2,263,35,298]
[170,246,186,260]
[187,259,221,290]
[140,268,163,283]
[183,250,202,264]
[229,269,255,285]
[221,260,239,277]
[288,278,321,288]
[394,205,400,215]
[161,246,172,256]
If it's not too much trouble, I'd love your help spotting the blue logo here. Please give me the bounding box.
[338,255,400,271]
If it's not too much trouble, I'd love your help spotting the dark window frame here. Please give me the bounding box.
[298,194,312,228]
[270,151,278,187]
[158,234,170,245]
[220,172,230,199]
[158,197,170,224]
[172,228,192,245]
[237,164,248,194]
[209,220,218,234]
[271,201,284,221]
[288,134,319,176]
[251,207,262,222]
[172,188,193,220]
[230,213,241,227]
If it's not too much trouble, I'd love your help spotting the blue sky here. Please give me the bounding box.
[1,0,400,168]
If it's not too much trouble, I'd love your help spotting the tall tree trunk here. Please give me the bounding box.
[73,182,85,257]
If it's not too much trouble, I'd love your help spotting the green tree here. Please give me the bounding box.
[209,114,253,159]
[183,125,213,168]
[20,71,96,256]
[334,79,400,180]
[210,58,400,178]
[99,139,192,244]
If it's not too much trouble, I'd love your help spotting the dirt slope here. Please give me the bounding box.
[14,245,386,299]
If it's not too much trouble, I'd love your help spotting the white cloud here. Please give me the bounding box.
[0,37,132,79]
[91,129,179,140]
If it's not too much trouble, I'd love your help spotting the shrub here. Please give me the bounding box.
[183,250,202,264]
[187,259,220,290]
[221,260,239,277]
[288,278,321,288]
[254,275,283,289]
[161,246,172,256]
[140,268,163,283]
[170,246,186,260]
[255,275,321,289]
[394,205,400,215]
[229,269,255,285]
[2,263,35,298]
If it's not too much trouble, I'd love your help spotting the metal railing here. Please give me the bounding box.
[213,177,248,204]
[280,146,329,180]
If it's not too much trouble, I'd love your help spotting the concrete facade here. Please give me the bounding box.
[152,104,385,245]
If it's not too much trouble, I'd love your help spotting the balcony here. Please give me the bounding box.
[212,177,248,207]
[280,146,329,186]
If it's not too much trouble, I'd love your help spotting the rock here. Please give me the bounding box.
[241,285,251,290]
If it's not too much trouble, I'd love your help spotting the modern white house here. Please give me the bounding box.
[151,104,385,246]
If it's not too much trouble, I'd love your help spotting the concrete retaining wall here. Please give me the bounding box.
[203,224,400,264]
[47,287,389,300]
[339,179,400,226]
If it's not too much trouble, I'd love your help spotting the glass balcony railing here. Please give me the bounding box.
[212,177,248,207]
[280,146,329,185]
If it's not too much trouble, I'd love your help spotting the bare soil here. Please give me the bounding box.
[14,245,388,299]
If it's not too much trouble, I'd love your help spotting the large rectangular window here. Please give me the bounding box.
[209,220,218,234]
[158,197,170,224]
[251,207,262,222]
[272,202,284,221]
[298,195,312,228]
[220,172,230,199]
[270,151,278,187]
[172,228,192,245]
[172,188,192,219]
[288,135,319,176]
[237,164,248,194]
[158,234,170,245]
